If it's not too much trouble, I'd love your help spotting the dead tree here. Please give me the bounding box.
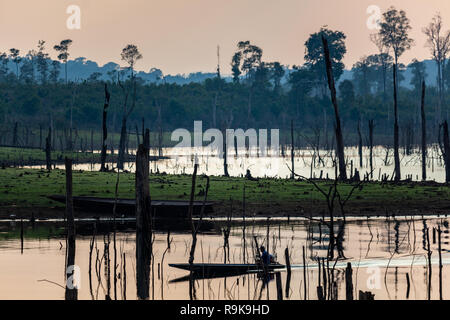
[45,127,52,170]
[357,120,363,168]
[421,81,427,181]
[368,120,374,179]
[117,76,137,170]
[100,84,110,172]
[12,122,18,146]
[322,35,346,180]
[440,121,450,182]
[64,158,77,300]
[393,64,401,181]
[135,144,152,299]
[188,164,210,300]
[291,120,295,179]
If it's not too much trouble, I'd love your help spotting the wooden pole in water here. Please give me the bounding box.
[64,158,77,300]
[406,273,410,299]
[302,246,307,300]
[136,144,152,300]
[275,272,283,300]
[426,227,432,301]
[20,219,24,254]
[438,225,443,300]
[285,248,291,298]
[345,262,353,300]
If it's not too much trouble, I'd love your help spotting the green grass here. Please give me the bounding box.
[0,168,449,212]
[0,147,101,164]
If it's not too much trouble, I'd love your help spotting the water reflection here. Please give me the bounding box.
[25,145,448,182]
[0,216,449,300]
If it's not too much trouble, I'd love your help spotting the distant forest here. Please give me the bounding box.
[1,8,450,149]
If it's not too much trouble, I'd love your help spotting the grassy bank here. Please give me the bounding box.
[0,146,166,167]
[1,167,450,219]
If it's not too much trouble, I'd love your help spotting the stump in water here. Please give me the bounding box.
[65,158,77,300]
[275,272,283,301]
[135,144,152,300]
[345,262,353,300]
[359,291,375,300]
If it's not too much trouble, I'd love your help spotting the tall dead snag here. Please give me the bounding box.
[357,120,363,168]
[345,262,353,300]
[45,127,52,171]
[136,144,152,299]
[322,35,347,180]
[368,120,374,180]
[438,225,443,300]
[64,158,77,300]
[393,64,401,181]
[291,120,295,179]
[100,84,110,172]
[421,81,427,181]
[188,164,210,300]
[118,45,142,170]
[440,121,450,182]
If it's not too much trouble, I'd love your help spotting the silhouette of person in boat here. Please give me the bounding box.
[260,246,273,265]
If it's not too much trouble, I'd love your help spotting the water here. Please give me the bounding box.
[27,145,447,182]
[0,216,448,300]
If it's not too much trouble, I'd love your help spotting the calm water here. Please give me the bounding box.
[29,145,447,182]
[0,216,449,300]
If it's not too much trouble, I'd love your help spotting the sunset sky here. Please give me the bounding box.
[1,0,450,75]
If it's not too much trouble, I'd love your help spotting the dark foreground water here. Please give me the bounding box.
[0,216,449,300]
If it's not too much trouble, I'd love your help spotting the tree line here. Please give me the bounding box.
[1,6,450,156]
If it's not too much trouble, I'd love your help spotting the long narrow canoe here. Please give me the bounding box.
[169,263,285,275]
[48,195,214,218]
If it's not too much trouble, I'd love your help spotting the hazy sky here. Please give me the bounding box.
[1,0,450,75]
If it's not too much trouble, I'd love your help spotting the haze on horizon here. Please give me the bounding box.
[1,0,450,75]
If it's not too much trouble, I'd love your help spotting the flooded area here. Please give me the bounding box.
[26,145,447,183]
[1,216,449,300]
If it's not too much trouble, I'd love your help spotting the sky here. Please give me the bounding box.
[1,0,450,75]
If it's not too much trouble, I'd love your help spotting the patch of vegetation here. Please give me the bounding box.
[0,168,449,213]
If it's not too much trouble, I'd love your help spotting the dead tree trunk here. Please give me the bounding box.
[118,117,127,170]
[345,262,353,300]
[136,144,152,299]
[441,121,450,183]
[12,122,18,146]
[100,84,110,172]
[64,158,77,300]
[393,64,401,182]
[322,35,346,180]
[45,127,52,171]
[291,120,295,179]
[357,120,363,168]
[368,120,374,180]
[421,81,427,181]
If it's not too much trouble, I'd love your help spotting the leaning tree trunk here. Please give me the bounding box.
[393,64,401,182]
[322,35,347,180]
[100,84,110,172]
[421,81,427,181]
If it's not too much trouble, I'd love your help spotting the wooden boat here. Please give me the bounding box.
[169,263,285,276]
[48,195,214,218]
